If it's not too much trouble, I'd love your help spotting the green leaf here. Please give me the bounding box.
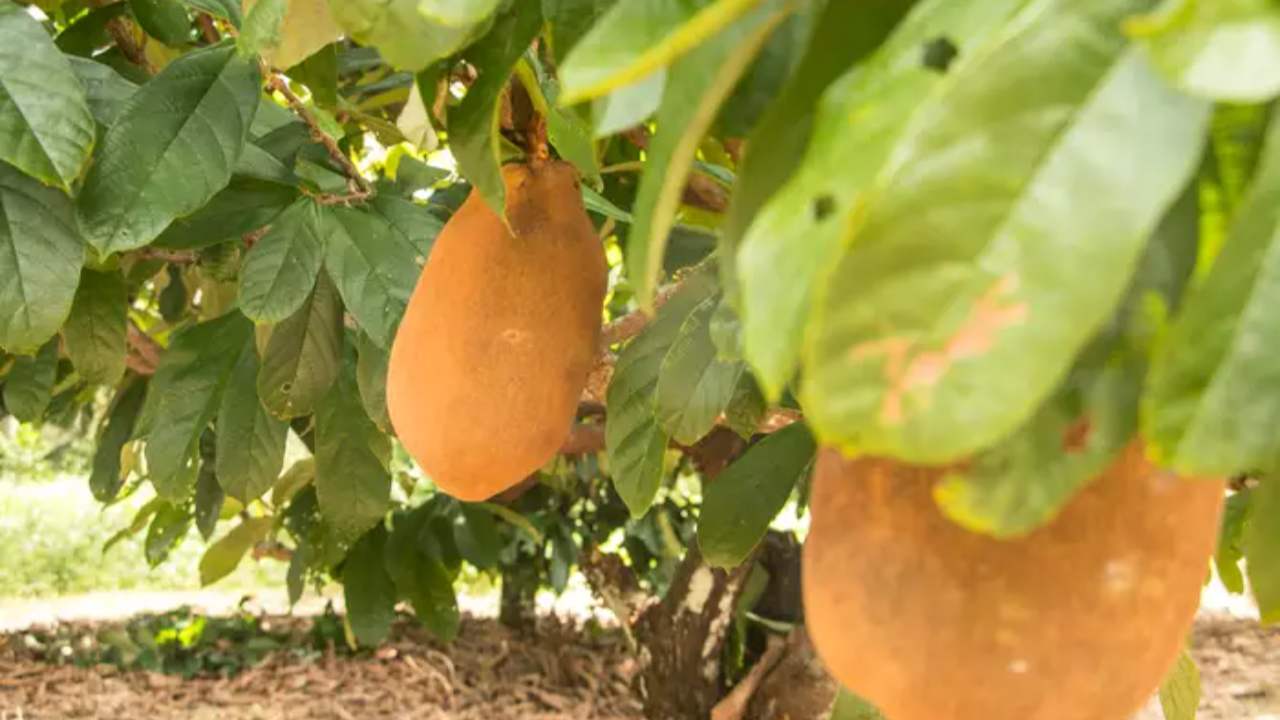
[3,337,58,422]
[315,353,391,541]
[78,43,260,254]
[828,689,886,720]
[135,311,252,499]
[737,0,1026,400]
[591,69,664,137]
[321,202,424,348]
[934,186,1201,537]
[89,377,148,501]
[1245,477,1280,622]
[699,422,814,568]
[240,0,287,57]
[130,0,192,46]
[1131,0,1280,103]
[199,516,273,585]
[800,1,1210,462]
[327,0,490,71]
[0,2,95,190]
[626,0,789,311]
[57,4,129,58]
[1216,489,1251,594]
[656,296,744,444]
[451,1,542,214]
[342,524,396,646]
[240,198,324,323]
[542,0,617,65]
[153,176,298,250]
[721,0,916,301]
[1145,114,1280,477]
[713,6,809,138]
[183,0,241,25]
[63,269,128,386]
[271,456,314,506]
[453,504,500,570]
[1159,649,1201,720]
[419,0,500,27]
[194,441,223,540]
[559,0,768,104]
[606,271,718,517]
[354,331,391,431]
[0,162,85,353]
[257,270,343,418]
[385,510,460,641]
[268,0,342,70]
[66,56,138,129]
[723,373,765,440]
[217,340,288,502]
[145,502,192,566]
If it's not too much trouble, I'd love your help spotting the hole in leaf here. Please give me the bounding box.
[812,195,835,221]
[922,36,959,73]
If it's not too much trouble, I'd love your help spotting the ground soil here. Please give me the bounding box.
[0,594,1276,719]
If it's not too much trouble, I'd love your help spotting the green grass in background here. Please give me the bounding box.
[0,475,282,598]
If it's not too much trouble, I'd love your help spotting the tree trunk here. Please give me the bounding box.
[634,545,756,720]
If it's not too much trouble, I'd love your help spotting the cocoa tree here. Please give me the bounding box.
[0,0,1277,718]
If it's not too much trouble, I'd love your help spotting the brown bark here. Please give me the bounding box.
[634,545,756,720]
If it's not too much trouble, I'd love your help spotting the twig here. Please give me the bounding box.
[132,248,197,264]
[709,632,790,720]
[126,322,162,375]
[265,73,373,198]
[196,13,221,44]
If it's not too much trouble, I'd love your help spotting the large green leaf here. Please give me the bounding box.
[591,69,664,138]
[135,312,252,499]
[144,502,192,566]
[655,296,743,444]
[257,270,343,418]
[262,0,342,71]
[239,198,324,323]
[153,176,298,250]
[315,354,391,541]
[216,339,288,502]
[0,2,95,190]
[451,1,542,214]
[698,422,814,568]
[66,57,138,129]
[1131,0,1280,103]
[0,162,84,353]
[130,0,192,46]
[327,0,491,71]
[542,0,617,65]
[1216,489,1251,594]
[78,43,260,254]
[935,187,1200,537]
[559,0,767,104]
[63,269,128,387]
[1145,114,1280,477]
[606,271,718,517]
[626,0,789,311]
[737,0,1027,400]
[1159,650,1201,720]
[800,0,1210,462]
[321,203,423,348]
[354,331,391,432]
[199,516,273,586]
[342,524,397,646]
[89,377,148,501]
[385,509,460,641]
[239,0,287,58]
[1245,477,1280,622]
[720,0,916,301]
[3,337,58,422]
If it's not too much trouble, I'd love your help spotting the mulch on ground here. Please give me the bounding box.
[0,615,644,720]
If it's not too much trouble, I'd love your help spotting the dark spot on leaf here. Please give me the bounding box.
[922,36,959,73]
[812,195,835,221]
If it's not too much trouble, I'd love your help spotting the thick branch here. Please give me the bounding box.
[88,1,153,74]
[265,73,373,200]
[126,322,161,376]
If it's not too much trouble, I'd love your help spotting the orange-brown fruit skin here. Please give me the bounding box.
[803,441,1224,720]
[387,162,606,502]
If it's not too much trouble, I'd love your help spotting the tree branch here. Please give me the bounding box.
[196,13,220,44]
[126,322,162,376]
[265,73,373,201]
[88,0,153,74]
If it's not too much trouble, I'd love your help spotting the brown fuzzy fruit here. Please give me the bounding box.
[387,161,606,502]
[803,441,1223,720]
